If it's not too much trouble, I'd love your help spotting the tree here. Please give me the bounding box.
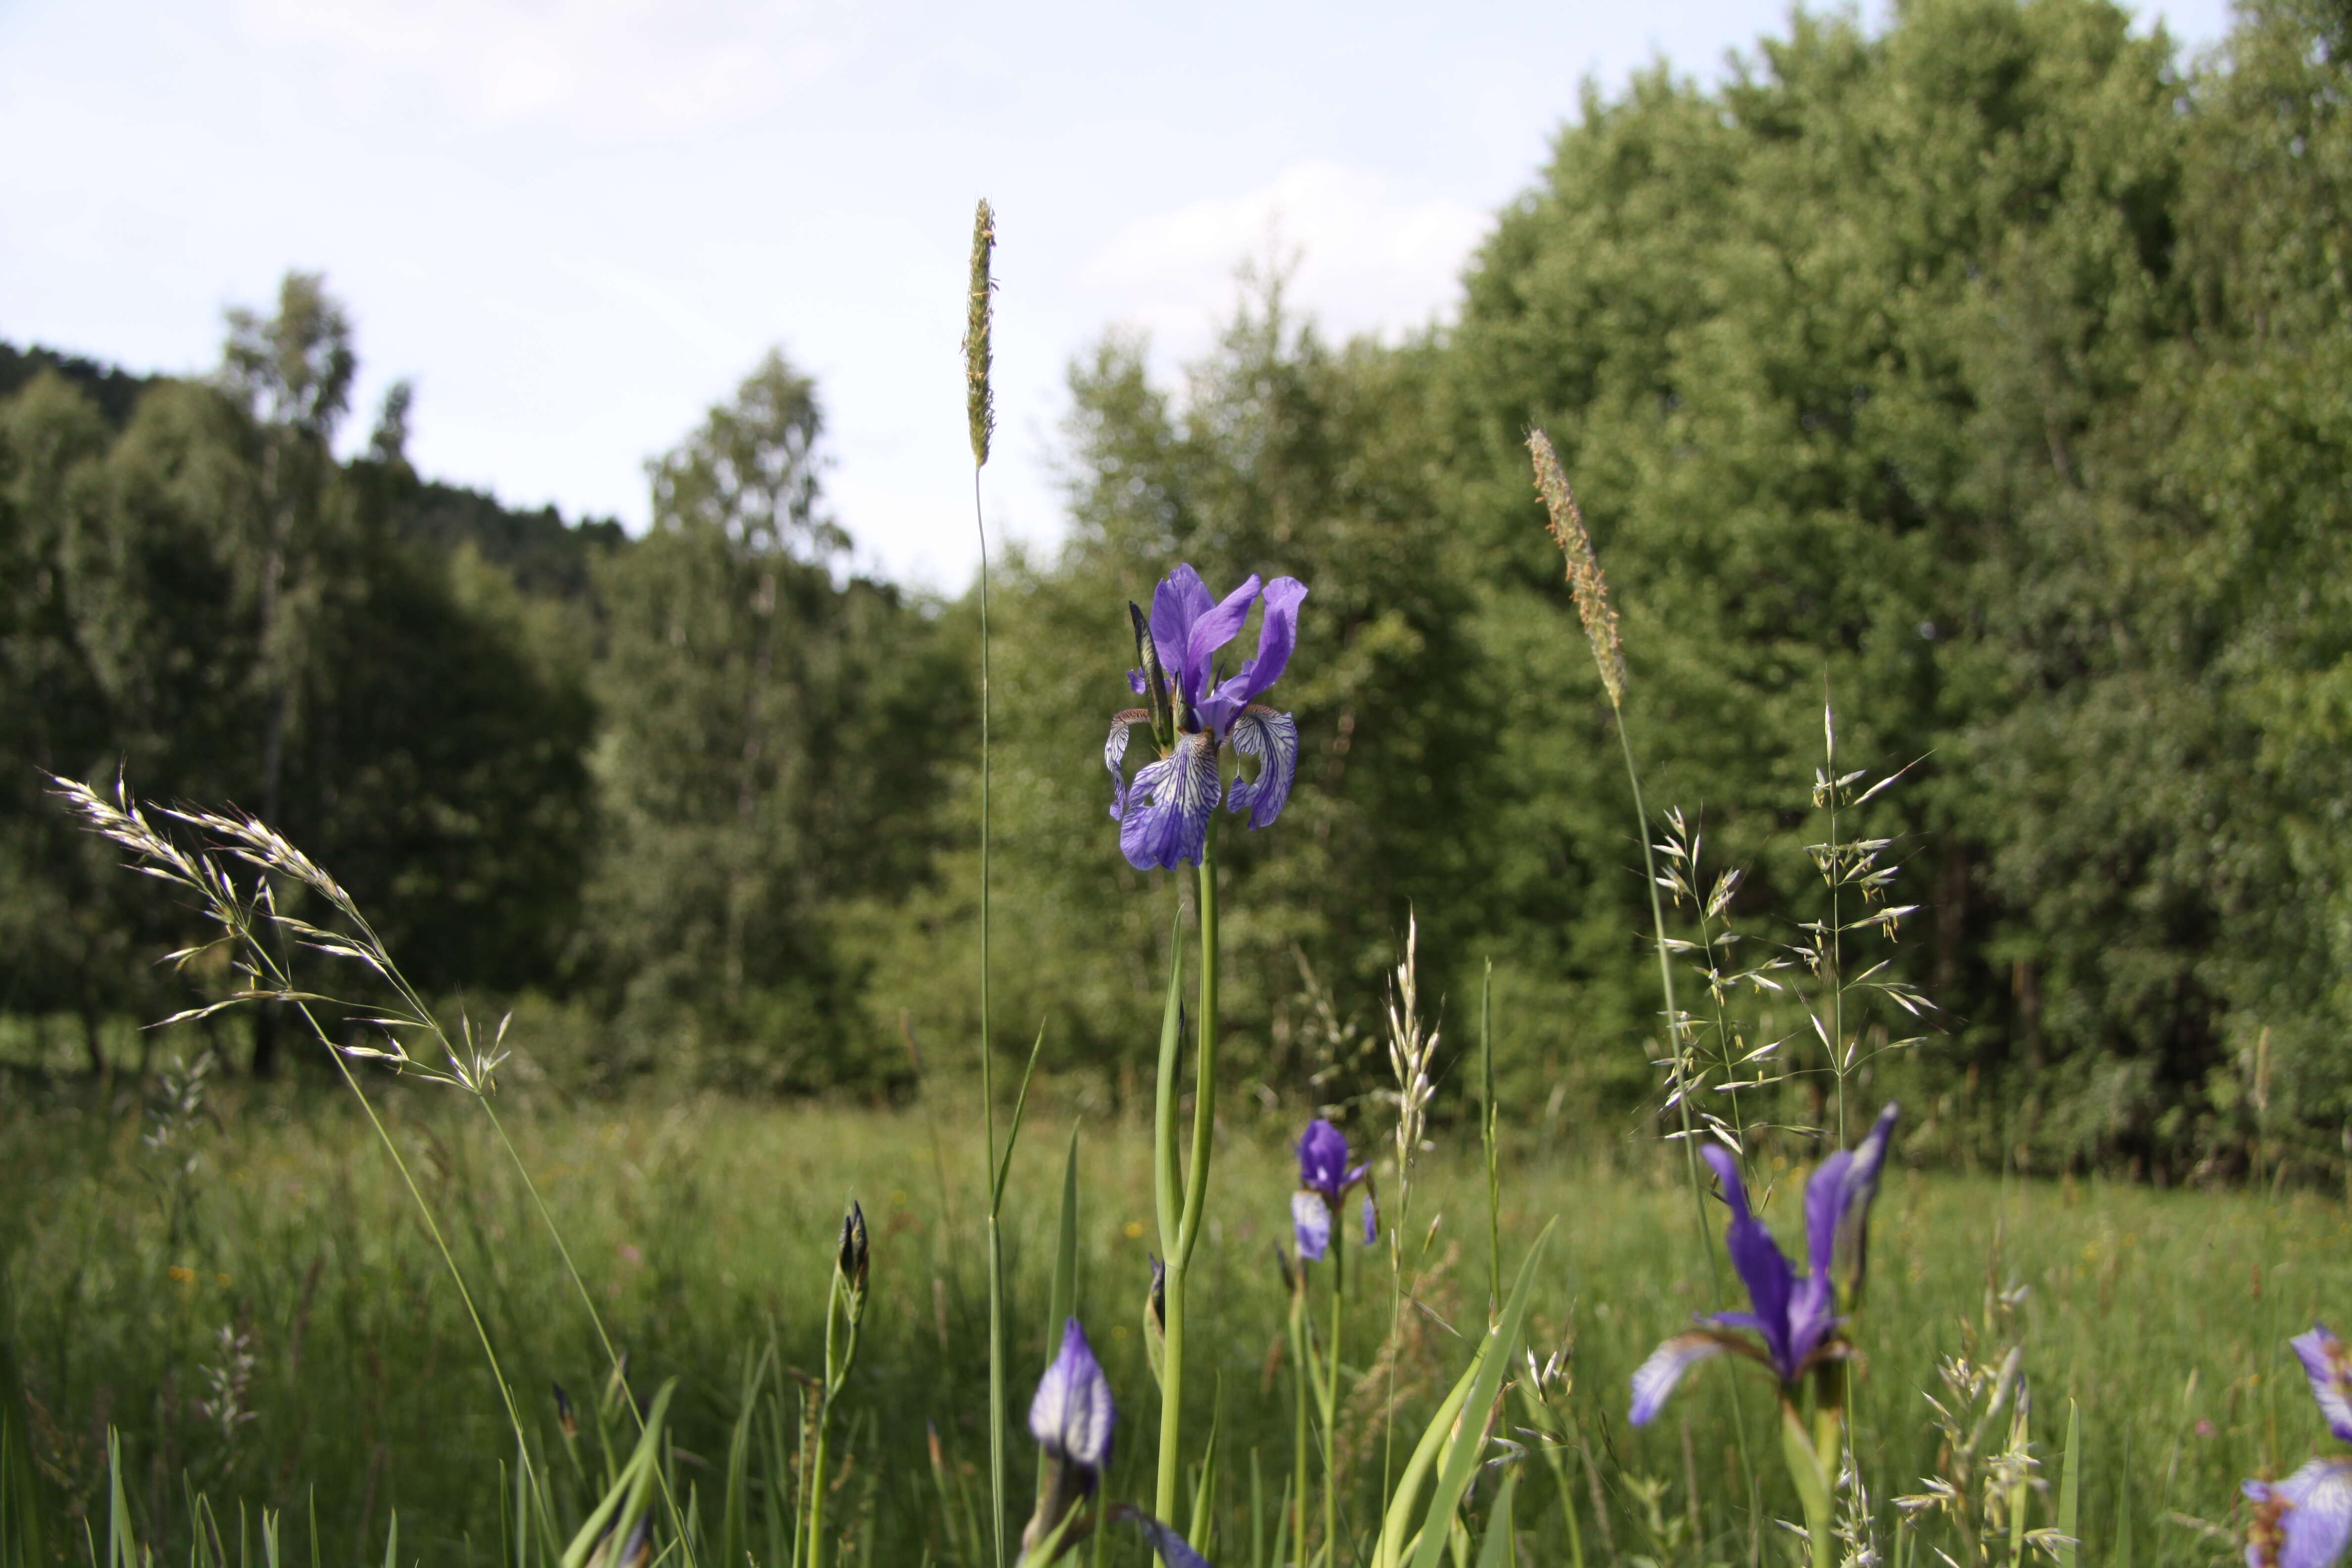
[588,350,953,1087]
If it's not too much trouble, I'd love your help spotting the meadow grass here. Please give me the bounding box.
[2,1079,2330,1566]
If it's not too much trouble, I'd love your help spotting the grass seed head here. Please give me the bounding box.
[964,198,997,468]
[1525,428,1626,708]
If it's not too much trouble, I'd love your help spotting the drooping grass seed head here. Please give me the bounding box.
[964,199,996,468]
[1525,428,1626,709]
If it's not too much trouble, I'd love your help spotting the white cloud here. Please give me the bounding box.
[231,0,858,129]
[1081,160,1489,355]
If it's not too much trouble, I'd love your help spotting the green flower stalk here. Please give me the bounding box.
[801,1200,869,1568]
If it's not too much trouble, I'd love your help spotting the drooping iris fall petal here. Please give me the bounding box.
[2246,1458,2352,1568]
[1292,1191,1331,1262]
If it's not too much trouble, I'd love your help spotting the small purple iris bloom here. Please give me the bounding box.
[1023,1318,1116,1558]
[1109,1507,1217,1568]
[1106,565,1307,870]
[1030,1318,1114,1477]
[1291,1118,1370,1262]
[2244,1325,2352,1568]
[1630,1103,1899,1425]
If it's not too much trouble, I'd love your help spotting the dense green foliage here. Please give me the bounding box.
[5,0,2352,1173]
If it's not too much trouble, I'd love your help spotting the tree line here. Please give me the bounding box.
[4,0,2348,1175]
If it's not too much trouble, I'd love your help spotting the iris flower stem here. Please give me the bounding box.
[1159,824,1221,1521]
[1290,1278,1311,1566]
[1323,1240,1345,1564]
[1616,713,1763,1560]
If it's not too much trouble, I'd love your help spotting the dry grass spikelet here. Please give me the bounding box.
[1525,428,1626,708]
[963,199,997,468]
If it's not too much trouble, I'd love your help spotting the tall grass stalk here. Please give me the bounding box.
[962,196,1008,1568]
[1526,430,1764,1562]
[48,784,547,1524]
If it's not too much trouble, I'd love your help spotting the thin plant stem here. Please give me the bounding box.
[1825,692,1847,1146]
[975,465,1006,1568]
[1160,823,1221,1521]
[1321,1242,1344,1566]
[1290,1277,1311,1568]
[1615,717,1761,1564]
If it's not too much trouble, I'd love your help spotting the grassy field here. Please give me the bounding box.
[0,1072,2336,1567]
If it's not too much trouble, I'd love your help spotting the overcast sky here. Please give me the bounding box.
[0,0,2233,592]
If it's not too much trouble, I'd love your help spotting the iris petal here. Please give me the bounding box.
[2296,1326,2352,1445]
[1181,574,1262,698]
[1030,1319,1116,1474]
[1703,1144,1796,1378]
[1120,734,1222,870]
[2246,1458,2352,1568]
[1127,1513,1216,1568]
[1297,1119,1352,1196]
[1149,567,1214,693]
[1201,577,1307,731]
[1630,1332,1729,1426]
[1833,1103,1900,1309]
[1225,707,1298,829]
[1293,1191,1332,1262]
[1105,710,1150,821]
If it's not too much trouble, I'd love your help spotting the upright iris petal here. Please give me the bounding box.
[1030,1319,1115,1477]
[1631,1115,1900,1426]
[1291,1119,1368,1262]
[2298,1327,2352,1446]
[1104,565,1308,870]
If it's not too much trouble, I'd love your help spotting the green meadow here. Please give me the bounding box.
[4,1081,2333,1565]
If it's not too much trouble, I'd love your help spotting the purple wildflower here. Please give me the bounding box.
[1029,1318,1114,1477]
[1023,1319,1117,1559]
[1120,1509,1217,1568]
[1291,1119,1369,1262]
[1105,565,1307,870]
[1629,1104,1900,1425]
[2244,1326,2352,1568]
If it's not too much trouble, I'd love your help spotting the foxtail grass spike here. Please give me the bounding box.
[1525,428,1625,708]
[964,200,997,468]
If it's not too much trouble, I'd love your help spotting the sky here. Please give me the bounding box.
[0,0,2235,593]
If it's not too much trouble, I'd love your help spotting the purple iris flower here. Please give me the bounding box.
[1630,1103,1899,1425]
[1291,1118,1370,1262]
[1030,1318,1114,1477]
[1106,565,1307,871]
[1023,1318,1116,1558]
[2244,1325,2352,1568]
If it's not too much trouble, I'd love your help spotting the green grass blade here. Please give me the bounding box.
[379,1512,397,1568]
[1187,1377,1223,1553]
[105,1429,136,1568]
[1049,1124,1081,1351]
[1153,920,1184,1252]
[2056,1398,2080,1568]
[2113,1429,2133,1568]
[1473,1469,1519,1568]
[1405,1221,1556,1568]
[990,1023,1049,1211]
